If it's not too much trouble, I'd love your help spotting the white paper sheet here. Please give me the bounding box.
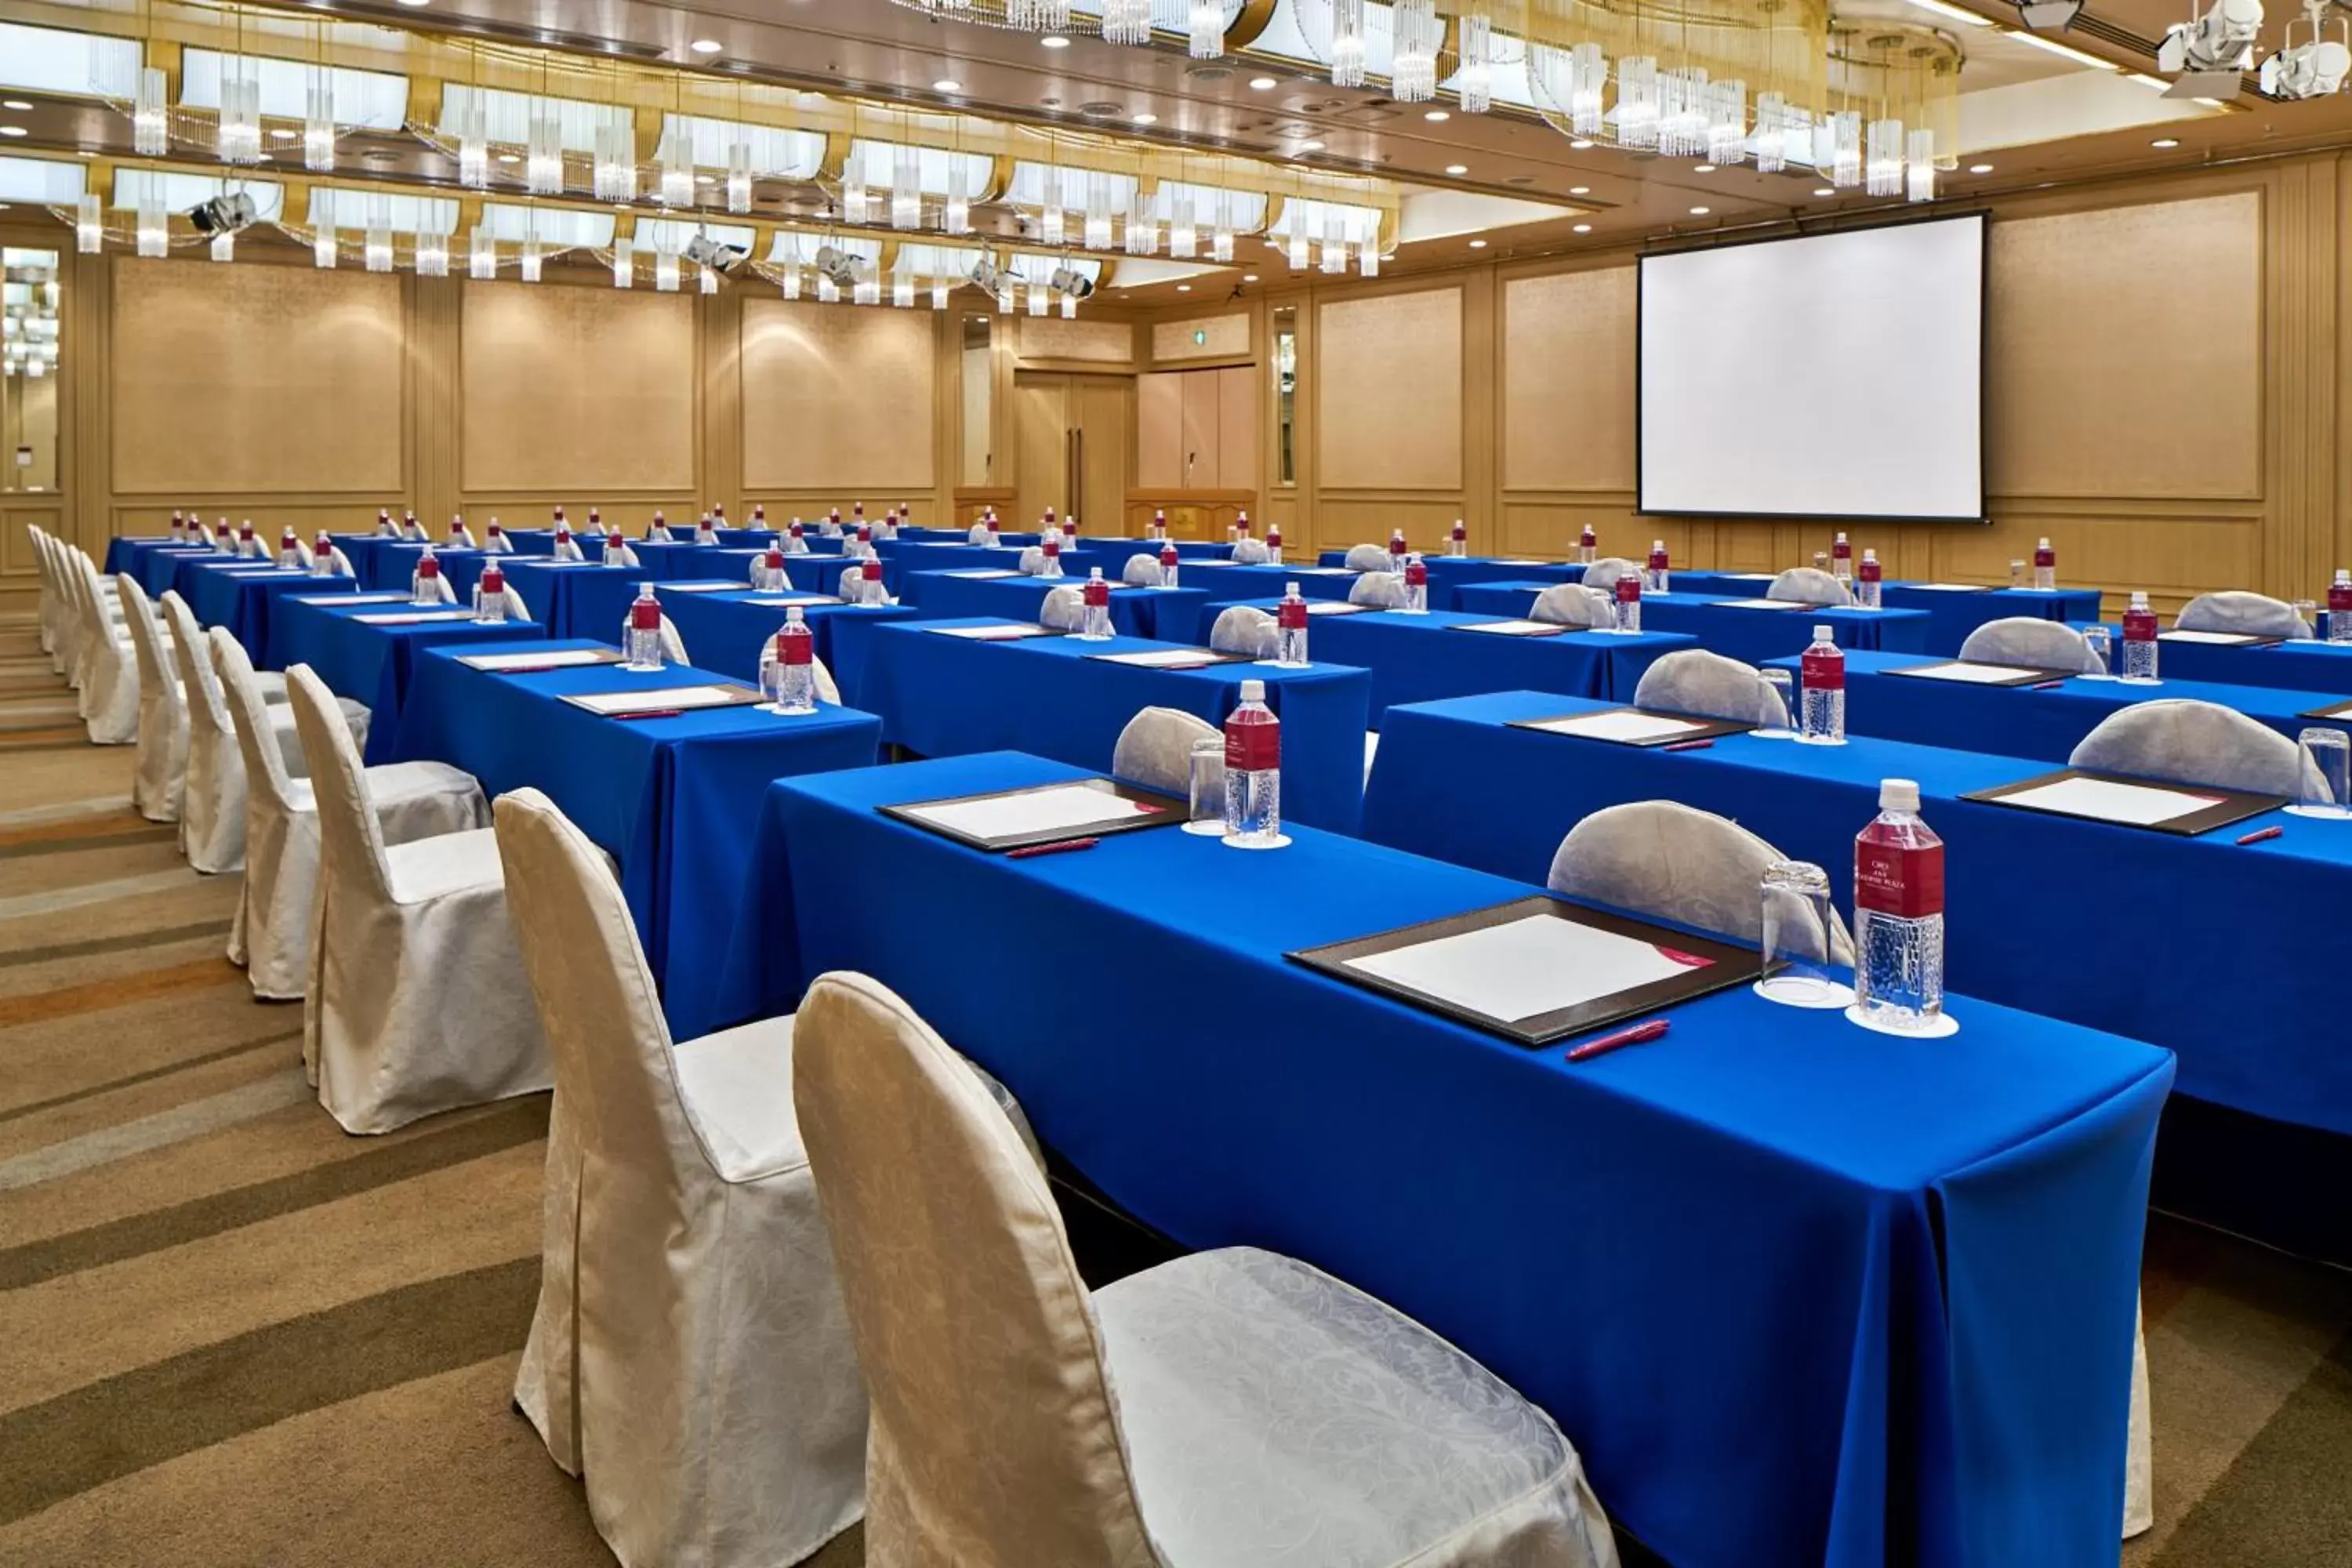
[742,594,843,607]
[1294,567,1359,576]
[530,560,598,568]
[1718,572,1777,581]
[566,684,751,716]
[927,622,1054,640]
[942,568,1022,579]
[904,782,1157,841]
[1486,558,1557,566]
[296,592,408,605]
[2160,630,2263,645]
[1305,601,1364,615]
[1346,915,1703,1023]
[1184,559,1240,568]
[1456,619,1565,637]
[1711,598,1811,611]
[350,610,475,625]
[1091,649,1227,669]
[1525,710,1708,742]
[1904,583,1992,592]
[459,648,616,671]
[1900,661,2050,684]
[657,581,737,593]
[1998,775,2224,826]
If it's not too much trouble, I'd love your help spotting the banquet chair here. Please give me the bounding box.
[212,632,478,1000]
[475,582,533,621]
[605,540,644,570]
[286,666,544,1134]
[325,544,358,578]
[165,593,318,873]
[1112,707,1218,794]
[1017,546,1048,575]
[1040,586,1086,632]
[793,971,1621,1568]
[1581,557,1637,590]
[2175,590,2314,640]
[1767,567,1853,607]
[755,640,844,705]
[1342,543,1392,573]
[31,525,62,666]
[71,550,143,744]
[114,575,187,822]
[1120,552,1165,588]
[1957,618,2104,673]
[648,615,691,667]
[411,568,459,606]
[1348,571,1407,608]
[1231,536,1271,565]
[550,534,586,563]
[1548,800,1855,964]
[447,520,480,550]
[2069,699,2322,800]
[967,520,993,545]
[1531,583,1611,629]
[1633,649,1788,728]
[1209,605,1277,659]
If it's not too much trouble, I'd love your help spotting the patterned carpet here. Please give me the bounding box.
[1,620,2347,1566]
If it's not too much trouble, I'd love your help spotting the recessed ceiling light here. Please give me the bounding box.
[1041,34,1071,47]
[1569,138,1595,150]
[1,100,31,111]
[688,38,722,53]
[1689,205,1710,215]
[1249,75,1278,89]
[1132,111,1158,124]
[1177,283,1192,292]
[1295,139,1323,152]
[270,127,298,140]
[1693,164,1716,173]
[2151,136,2180,147]
[1425,109,1450,122]
[397,0,430,7]
[1568,184,1590,194]
[2007,31,2116,69]
[933,78,963,93]
[1468,238,1488,249]
[1812,187,1835,196]
[0,127,26,138]
[1445,163,1468,175]
[77,147,95,155]
[495,152,520,164]
[695,172,717,184]
[1968,162,1994,173]
[1909,0,1994,24]
[1572,223,1592,233]
[1243,273,1259,281]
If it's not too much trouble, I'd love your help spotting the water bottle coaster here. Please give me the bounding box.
[1219,833,1292,851]
[1181,819,1228,837]
[1842,1004,1960,1039]
[1752,978,1855,1011]
[1795,734,1848,747]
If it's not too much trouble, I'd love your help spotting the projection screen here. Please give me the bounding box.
[1637,213,1987,523]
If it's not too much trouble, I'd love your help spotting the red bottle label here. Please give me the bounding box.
[481,567,503,593]
[2124,609,2158,641]
[1405,562,1427,586]
[2330,585,2352,614]
[1856,840,1944,919]
[1279,597,1308,630]
[1453,523,1466,539]
[862,561,881,579]
[1615,575,1641,604]
[1581,528,1596,546]
[1043,539,1060,557]
[1160,547,1178,567]
[1268,528,1282,546]
[1083,579,1109,607]
[2035,546,2055,568]
[1225,714,1280,771]
[555,529,571,544]
[1859,559,1881,583]
[1833,539,1851,559]
[631,599,659,630]
[1802,648,1844,690]
[764,550,784,569]
[1650,550,1668,570]
[418,557,438,578]
[777,630,812,666]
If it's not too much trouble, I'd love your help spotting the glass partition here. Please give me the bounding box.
[2,247,60,493]
[1272,303,1297,488]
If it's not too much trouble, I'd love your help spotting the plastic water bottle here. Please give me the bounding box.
[448,514,470,548]
[648,510,673,543]
[1065,514,1081,539]
[1855,550,1883,610]
[402,510,424,541]
[1799,626,1846,743]
[695,514,718,545]
[601,531,626,568]
[852,502,866,531]
[756,547,788,592]
[985,510,1000,544]
[312,531,335,576]
[1276,583,1309,666]
[2034,537,2056,592]
[1080,568,1113,639]
[1388,528,1407,569]
[475,562,508,623]
[784,520,807,554]
[712,502,728,528]
[237,521,259,557]
[586,506,602,535]
[376,508,395,538]
[623,583,664,670]
[1039,535,1064,579]
[765,608,817,713]
[2328,569,2352,643]
[854,524,874,560]
[1236,510,1252,541]
[1646,539,1671,593]
[1577,524,1597,566]
[1450,518,1468,557]
[1831,532,1853,582]
[1158,542,1180,589]
[753,503,767,528]
[1150,508,1167,541]
[1403,554,1430,614]
[828,507,844,536]
[1265,523,1283,566]
[485,521,509,553]
[1611,571,1642,634]
[1222,681,1283,848]
[2122,592,2161,682]
[859,558,884,605]
[412,547,444,606]
[1853,779,1946,1031]
[278,528,302,570]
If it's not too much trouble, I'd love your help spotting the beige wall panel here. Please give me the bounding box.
[1318,289,1462,489]
[1180,370,1219,489]
[1312,496,1462,557]
[1137,372,1184,488]
[1502,268,1637,492]
[961,343,996,486]
[1018,316,1134,365]
[111,260,405,495]
[1152,314,1250,363]
[462,283,694,493]
[740,299,935,492]
[1216,365,1259,489]
[1989,194,2262,501]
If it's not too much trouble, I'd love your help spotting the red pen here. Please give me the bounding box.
[1566,1018,1671,1062]
[1662,738,1715,753]
[2027,680,2067,691]
[1007,837,1099,859]
[2235,825,2284,846]
[619,709,684,720]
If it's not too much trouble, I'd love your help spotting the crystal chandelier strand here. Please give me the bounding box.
[1330,0,1367,87]
[314,220,339,269]
[1189,0,1225,59]
[136,191,168,258]
[1905,127,1936,202]
[218,59,262,165]
[1617,57,1661,151]
[133,65,168,157]
[417,233,448,277]
[470,227,496,279]
[727,140,753,214]
[1864,117,1903,196]
[1390,0,1439,101]
[612,238,633,288]
[211,227,235,262]
[304,70,336,172]
[525,98,564,195]
[1457,12,1494,114]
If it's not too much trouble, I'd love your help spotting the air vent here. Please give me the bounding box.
[1079,100,1126,117]
[1506,174,1537,185]
[1185,64,1236,81]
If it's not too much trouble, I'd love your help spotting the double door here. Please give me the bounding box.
[1013,372,1134,531]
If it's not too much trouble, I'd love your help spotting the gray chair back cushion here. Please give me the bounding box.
[1112,707,1220,794]
[1581,557,1637,590]
[2176,591,2314,640]
[1344,543,1393,573]
[1957,618,2101,673]
[1768,568,1853,607]
[1633,648,1784,726]
[1548,800,1855,963]
[2069,698,2321,799]
[1348,572,1406,608]
[1530,584,1610,628]
[1209,605,1276,658]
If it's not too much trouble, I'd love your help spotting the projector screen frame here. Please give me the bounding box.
[1634,209,1993,527]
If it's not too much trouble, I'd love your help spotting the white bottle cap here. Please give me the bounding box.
[1240,679,1265,701]
[1286,580,1301,595]
[2130,590,2149,608]
[1879,778,1920,812]
[2039,537,2051,549]
[1090,566,1103,579]
[1813,624,1832,641]
[1863,548,1877,561]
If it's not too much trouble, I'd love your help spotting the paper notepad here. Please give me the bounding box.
[1486,558,1557,566]
[942,568,1023,580]
[1346,915,1704,1025]
[457,648,620,672]
[1995,775,2223,826]
[350,610,475,625]
[656,581,738,593]
[1305,601,1365,616]
[1521,710,1709,744]
[1453,619,1566,637]
[1293,566,1359,576]
[1711,597,1810,612]
[1087,649,1236,670]
[927,623,1057,641]
[742,593,844,607]
[1889,661,2060,686]
[1904,583,1992,593]
[892,782,1175,848]
[1717,572,1777,581]
[562,684,757,717]
[296,591,406,605]
[2161,630,2267,645]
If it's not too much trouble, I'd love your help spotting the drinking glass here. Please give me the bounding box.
[2288,728,2352,819]
[2009,559,2027,589]
[1183,738,1228,835]
[2294,600,2320,637]
[2079,625,2114,681]
[1755,669,1795,739]
[1757,860,1850,1007]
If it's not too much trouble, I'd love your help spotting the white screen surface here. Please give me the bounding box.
[1639,215,1985,521]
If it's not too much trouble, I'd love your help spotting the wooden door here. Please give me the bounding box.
[1014,371,1134,530]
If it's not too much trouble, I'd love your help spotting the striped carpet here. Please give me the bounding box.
[2,622,2347,1566]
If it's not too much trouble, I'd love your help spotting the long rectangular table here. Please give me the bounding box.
[888,543,1109,599]
[2104,629,2352,694]
[271,595,546,761]
[706,750,2169,1568]
[1361,689,2352,1140]
[164,557,356,664]
[845,618,1371,831]
[1777,649,2352,761]
[898,569,1209,641]
[1881,583,2106,654]
[105,537,214,595]
[652,589,920,685]
[1169,561,1378,607]
[1452,581,1931,665]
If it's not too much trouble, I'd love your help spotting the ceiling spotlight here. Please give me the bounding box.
[1468,238,1488,249]
[2262,0,2352,96]
[1969,162,1995,172]
[1693,164,1716,172]
[1689,205,1711,215]
[1249,75,1279,89]
[1425,109,1450,121]
[688,38,723,53]
[270,127,297,140]
[1572,223,1592,233]
[1569,138,1595,149]
[1049,265,1095,299]
[686,233,750,274]
[816,244,870,289]
[2017,0,2086,27]
[1813,187,1835,196]
[495,152,520,164]
[397,0,430,7]
[188,191,259,234]
[933,78,964,93]
[2158,0,2260,96]
[1176,283,1192,291]
[1243,273,1260,281]
[1,100,31,111]
[1041,34,1071,47]
[0,126,24,139]
[1445,163,1469,174]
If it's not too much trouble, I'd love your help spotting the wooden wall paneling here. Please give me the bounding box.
[1137,372,1183,488]
[1076,374,1136,527]
[702,283,740,522]
[2265,159,2336,604]
[1499,264,1638,495]
[1179,370,1219,491]
[739,298,933,503]
[1315,286,1464,504]
[1149,313,1250,365]
[1015,315,1136,368]
[410,274,462,528]
[1461,267,1497,557]
[1215,365,1258,490]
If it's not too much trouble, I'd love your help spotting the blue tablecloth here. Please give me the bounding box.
[358,541,495,599]
[653,590,920,685]
[172,557,357,664]
[848,619,1370,830]
[889,543,1107,600]
[1777,650,2352,762]
[1172,561,1371,607]
[1188,600,1694,724]
[2125,631,2352,695]
[271,597,546,761]
[1454,582,1932,665]
[1880,584,2107,655]
[708,749,2169,1568]
[106,537,214,594]
[389,640,880,1039]
[1363,689,2352,1137]
[898,570,1209,640]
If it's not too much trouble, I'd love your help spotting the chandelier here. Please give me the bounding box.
[886,0,1247,56]
[1829,23,1962,203]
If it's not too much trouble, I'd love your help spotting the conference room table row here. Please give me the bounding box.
[2080,624,2352,694]
[1444,581,1935,667]
[705,747,2169,1568]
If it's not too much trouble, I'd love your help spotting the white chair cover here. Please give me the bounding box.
[2176,590,2314,640]
[494,790,866,1566]
[1768,567,1853,607]
[1344,543,1392,573]
[657,614,691,667]
[412,569,459,606]
[1633,649,1787,727]
[2069,698,2321,800]
[165,593,310,875]
[327,545,358,578]
[1349,571,1407,608]
[114,575,187,822]
[754,641,844,706]
[31,526,59,659]
[1548,800,1856,964]
[211,632,478,1000]
[1957,618,2103,673]
[285,665,544,1134]
[1018,546,1050,575]
[1040,586,1086,631]
[967,521,993,545]
[1531,584,1611,629]
[1581,557,1637,590]
[482,529,515,554]
[477,583,532,622]
[1209,605,1277,658]
[1112,707,1218,794]
[793,972,1618,1568]
[750,557,795,592]
[551,535,586,563]
[603,541,641,570]
[1231,537,1271,565]
[1120,552,1165,587]
[73,550,141,743]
